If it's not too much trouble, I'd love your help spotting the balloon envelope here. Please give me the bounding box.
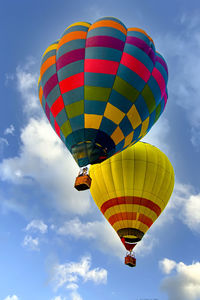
[89,142,174,247]
[38,17,168,167]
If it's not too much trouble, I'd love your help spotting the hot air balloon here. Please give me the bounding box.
[89,142,174,267]
[38,17,168,190]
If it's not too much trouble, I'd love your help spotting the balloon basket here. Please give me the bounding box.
[125,254,136,267]
[74,174,92,191]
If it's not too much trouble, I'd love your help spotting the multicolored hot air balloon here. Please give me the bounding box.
[89,142,174,267]
[38,17,168,176]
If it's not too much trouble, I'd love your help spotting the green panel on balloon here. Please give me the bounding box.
[61,120,72,138]
[85,86,111,101]
[65,100,84,119]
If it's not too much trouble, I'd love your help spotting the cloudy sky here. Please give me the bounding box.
[1,1,200,300]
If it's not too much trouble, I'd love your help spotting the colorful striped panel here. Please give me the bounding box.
[56,23,90,146]
[40,41,67,139]
[108,212,154,231]
[101,197,161,216]
[39,17,168,167]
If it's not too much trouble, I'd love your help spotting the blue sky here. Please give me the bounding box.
[1,1,200,300]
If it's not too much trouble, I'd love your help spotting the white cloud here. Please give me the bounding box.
[159,258,177,274]
[160,259,200,300]
[3,296,19,300]
[160,183,200,233]
[0,138,9,161]
[0,137,9,157]
[70,291,82,300]
[182,194,200,231]
[56,216,156,259]
[135,233,158,256]
[5,57,40,116]
[5,73,15,85]
[57,217,100,238]
[22,234,39,251]
[4,125,15,136]
[83,267,107,284]
[25,219,48,234]
[52,256,107,292]
[56,217,124,259]
[15,57,40,115]
[0,137,8,145]
[22,220,48,251]
[66,283,79,290]
[0,118,91,215]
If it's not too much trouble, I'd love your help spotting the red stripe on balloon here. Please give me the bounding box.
[109,212,137,226]
[126,36,155,63]
[156,55,168,75]
[54,119,60,137]
[43,73,58,98]
[85,59,119,75]
[138,214,153,228]
[59,72,84,94]
[50,95,65,118]
[86,36,124,51]
[101,196,161,216]
[56,48,85,71]
[152,68,166,97]
[108,212,153,228]
[121,52,151,82]
[45,102,50,121]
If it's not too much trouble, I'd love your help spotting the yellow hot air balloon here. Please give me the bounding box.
[89,142,174,267]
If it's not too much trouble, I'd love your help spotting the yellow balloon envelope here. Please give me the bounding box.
[89,142,174,257]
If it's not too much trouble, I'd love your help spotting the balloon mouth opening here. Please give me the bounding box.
[70,130,115,167]
[117,228,144,245]
[71,141,108,167]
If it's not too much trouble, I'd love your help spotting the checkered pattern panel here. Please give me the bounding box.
[39,17,168,167]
